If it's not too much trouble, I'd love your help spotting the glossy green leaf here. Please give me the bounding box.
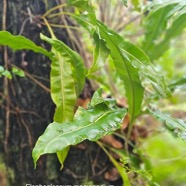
[40,34,85,97]
[32,90,127,167]
[149,109,186,140]
[87,33,109,76]
[0,31,51,58]
[77,13,144,121]
[69,2,172,121]
[40,33,85,167]
[40,34,85,122]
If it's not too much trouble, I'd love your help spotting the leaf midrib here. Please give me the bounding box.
[41,109,123,154]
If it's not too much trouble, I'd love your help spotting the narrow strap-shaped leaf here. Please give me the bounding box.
[69,2,171,120]
[48,46,76,122]
[78,11,144,121]
[40,34,85,96]
[0,31,51,58]
[32,92,127,167]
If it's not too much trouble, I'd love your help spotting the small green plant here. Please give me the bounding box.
[0,0,186,185]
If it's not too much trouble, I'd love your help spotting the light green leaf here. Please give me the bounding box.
[0,31,51,58]
[2,70,12,79]
[40,34,85,122]
[32,92,127,167]
[149,109,186,140]
[12,67,25,77]
[40,33,85,167]
[40,34,85,97]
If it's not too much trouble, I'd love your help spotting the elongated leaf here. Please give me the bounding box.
[69,2,172,121]
[149,109,186,140]
[32,90,127,167]
[0,31,51,58]
[41,34,85,97]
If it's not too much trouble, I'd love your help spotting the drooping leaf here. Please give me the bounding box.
[149,109,186,140]
[32,90,127,167]
[0,31,51,58]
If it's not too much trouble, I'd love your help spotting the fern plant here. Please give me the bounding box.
[0,0,186,185]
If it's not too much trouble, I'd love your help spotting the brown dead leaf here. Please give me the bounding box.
[117,97,127,108]
[101,135,123,149]
[104,167,120,181]
[76,98,91,109]
[121,113,130,130]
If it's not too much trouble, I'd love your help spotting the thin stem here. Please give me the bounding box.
[49,23,80,30]
[42,3,67,18]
